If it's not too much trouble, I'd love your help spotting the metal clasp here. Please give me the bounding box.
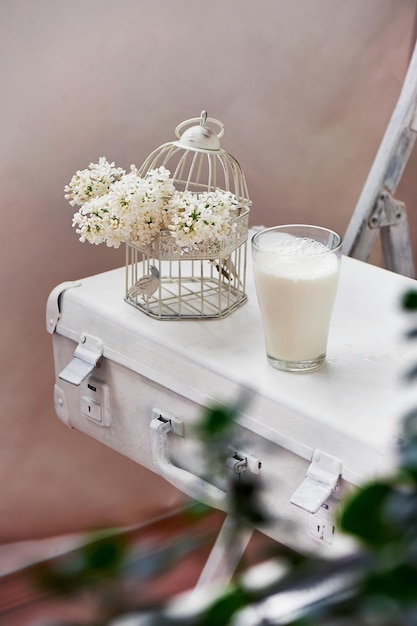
[291,449,342,514]
[58,333,103,386]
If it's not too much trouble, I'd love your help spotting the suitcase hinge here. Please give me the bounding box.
[58,333,104,386]
[290,449,342,514]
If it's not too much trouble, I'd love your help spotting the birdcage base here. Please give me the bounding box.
[125,274,247,320]
[125,208,249,320]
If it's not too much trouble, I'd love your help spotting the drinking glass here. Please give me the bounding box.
[251,224,342,372]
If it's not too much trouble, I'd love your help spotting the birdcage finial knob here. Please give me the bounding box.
[175,111,224,151]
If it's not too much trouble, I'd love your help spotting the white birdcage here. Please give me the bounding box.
[125,111,251,319]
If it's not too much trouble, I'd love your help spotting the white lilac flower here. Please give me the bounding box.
[72,195,113,246]
[65,158,238,249]
[64,157,125,207]
[72,192,133,248]
[168,189,238,248]
[128,167,176,244]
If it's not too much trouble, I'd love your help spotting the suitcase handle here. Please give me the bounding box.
[150,413,228,512]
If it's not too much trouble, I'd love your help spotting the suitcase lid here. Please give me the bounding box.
[48,249,416,488]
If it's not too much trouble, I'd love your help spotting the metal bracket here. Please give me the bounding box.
[227,449,261,476]
[58,333,103,386]
[368,190,405,229]
[46,280,81,334]
[290,449,342,514]
[366,189,415,276]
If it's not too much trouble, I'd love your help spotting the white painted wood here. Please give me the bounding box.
[343,40,417,277]
[194,516,254,589]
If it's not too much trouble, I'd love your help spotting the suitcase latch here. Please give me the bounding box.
[290,449,342,514]
[58,333,104,386]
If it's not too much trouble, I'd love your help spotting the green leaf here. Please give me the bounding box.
[383,489,417,533]
[229,474,269,526]
[365,563,417,602]
[398,410,417,480]
[195,391,252,443]
[401,290,417,310]
[199,586,248,626]
[195,403,237,441]
[339,482,400,548]
[84,537,126,572]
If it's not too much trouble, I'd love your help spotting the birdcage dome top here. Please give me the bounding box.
[174,110,223,151]
[137,111,251,206]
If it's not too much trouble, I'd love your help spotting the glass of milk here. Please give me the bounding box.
[251,225,342,372]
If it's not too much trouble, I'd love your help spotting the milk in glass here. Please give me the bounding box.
[253,236,340,366]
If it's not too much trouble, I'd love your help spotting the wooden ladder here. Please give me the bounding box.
[343,40,417,278]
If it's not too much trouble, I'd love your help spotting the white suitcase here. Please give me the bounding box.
[46,239,416,557]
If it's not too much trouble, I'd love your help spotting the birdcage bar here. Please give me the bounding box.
[138,143,249,202]
[195,152,205,189]
[183,150,197,190]
[173,150,190,191]
[219,153,229,193]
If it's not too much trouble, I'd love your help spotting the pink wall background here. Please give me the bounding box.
[1,0,416,542]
